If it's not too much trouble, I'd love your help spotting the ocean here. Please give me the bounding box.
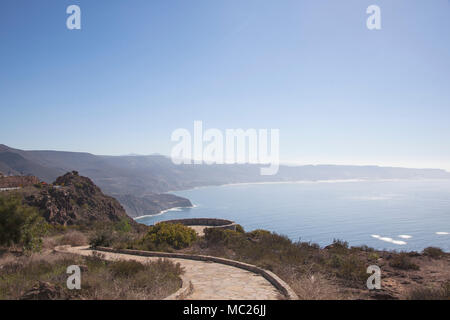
[136,180,450,252]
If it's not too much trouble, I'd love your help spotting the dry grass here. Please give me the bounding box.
[286,272,344,300]
[59,231,89,246]
[0,251,183,300]
[42,230,88,250]
[407,281,450,300]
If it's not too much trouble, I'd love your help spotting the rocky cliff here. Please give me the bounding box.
[115,193,192,218]
[20,171,136,227]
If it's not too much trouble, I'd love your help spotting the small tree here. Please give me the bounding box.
[0,195,47,252]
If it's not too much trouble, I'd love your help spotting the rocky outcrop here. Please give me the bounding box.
[22,171,136,227]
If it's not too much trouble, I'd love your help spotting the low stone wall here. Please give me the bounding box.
[156,218,237,232]
[93,246,298,300]
[164,276,194,300]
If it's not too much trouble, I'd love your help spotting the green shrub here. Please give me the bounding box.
[423,247,444,259]
[0,195,47,252]
[368,252,380,261]
[326,253,366,281]
[204,228,244,247]
[248,229,272,238]
[89,228,114,247]
[114,218,132,233]
[389,253,420,270]
[336,255,367,281]
[235,224,245,233]
[140,223,197,250]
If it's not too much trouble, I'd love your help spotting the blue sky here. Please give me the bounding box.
[1,0,449,170]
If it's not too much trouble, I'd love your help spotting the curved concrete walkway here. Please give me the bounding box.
[56,246,282,300]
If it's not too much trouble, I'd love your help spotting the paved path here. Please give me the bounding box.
[57,246,282,300]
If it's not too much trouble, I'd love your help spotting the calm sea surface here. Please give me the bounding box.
[136,180,450,252]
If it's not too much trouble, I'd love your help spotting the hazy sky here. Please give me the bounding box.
[1,0,449,170]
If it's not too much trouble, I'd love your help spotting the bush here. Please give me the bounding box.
[0,253,183,300]
[368,252,380,261]
[114,218,132,233]
[248,229,272,239]
[89,228,114,247]
[110,260,147,277]
[204,228,243,246]
[328,239,349,254]
[0,195,47,252]
[408,281,450,300]
[60,230,88,246]
[335,255,367,282]
[140,223,197,250]
[389,253,420,270]
[89,224,138,249]
[423,247,444,259]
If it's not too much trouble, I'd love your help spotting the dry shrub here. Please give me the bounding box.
[42,236,59,250]
[0,252,182,300]
[407,281,450,300]
[287,272,343,300]
[59,231,88,246]
[422,247,445,259]
[389,253,419,270]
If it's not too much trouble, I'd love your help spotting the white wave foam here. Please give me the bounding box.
[371,234,407,245]
[134,205,196,220]
[398,235,412,239]
[436,232,449,235]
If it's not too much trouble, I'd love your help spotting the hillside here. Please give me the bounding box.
[115,194,192,218]
[1,144,450,217]
[7,171,138,227]
[2,145,450,193]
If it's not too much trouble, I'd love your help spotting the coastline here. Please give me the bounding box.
[134,204,197,221]
[135,178,450,220]
[167,177,450,193]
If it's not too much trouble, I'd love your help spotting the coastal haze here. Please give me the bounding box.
[1,144,450,216]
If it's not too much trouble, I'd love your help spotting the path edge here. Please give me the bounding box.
[164,275,194,300]
[93,246,299,300]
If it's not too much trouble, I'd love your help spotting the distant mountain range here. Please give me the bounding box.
[1,144,449,217]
